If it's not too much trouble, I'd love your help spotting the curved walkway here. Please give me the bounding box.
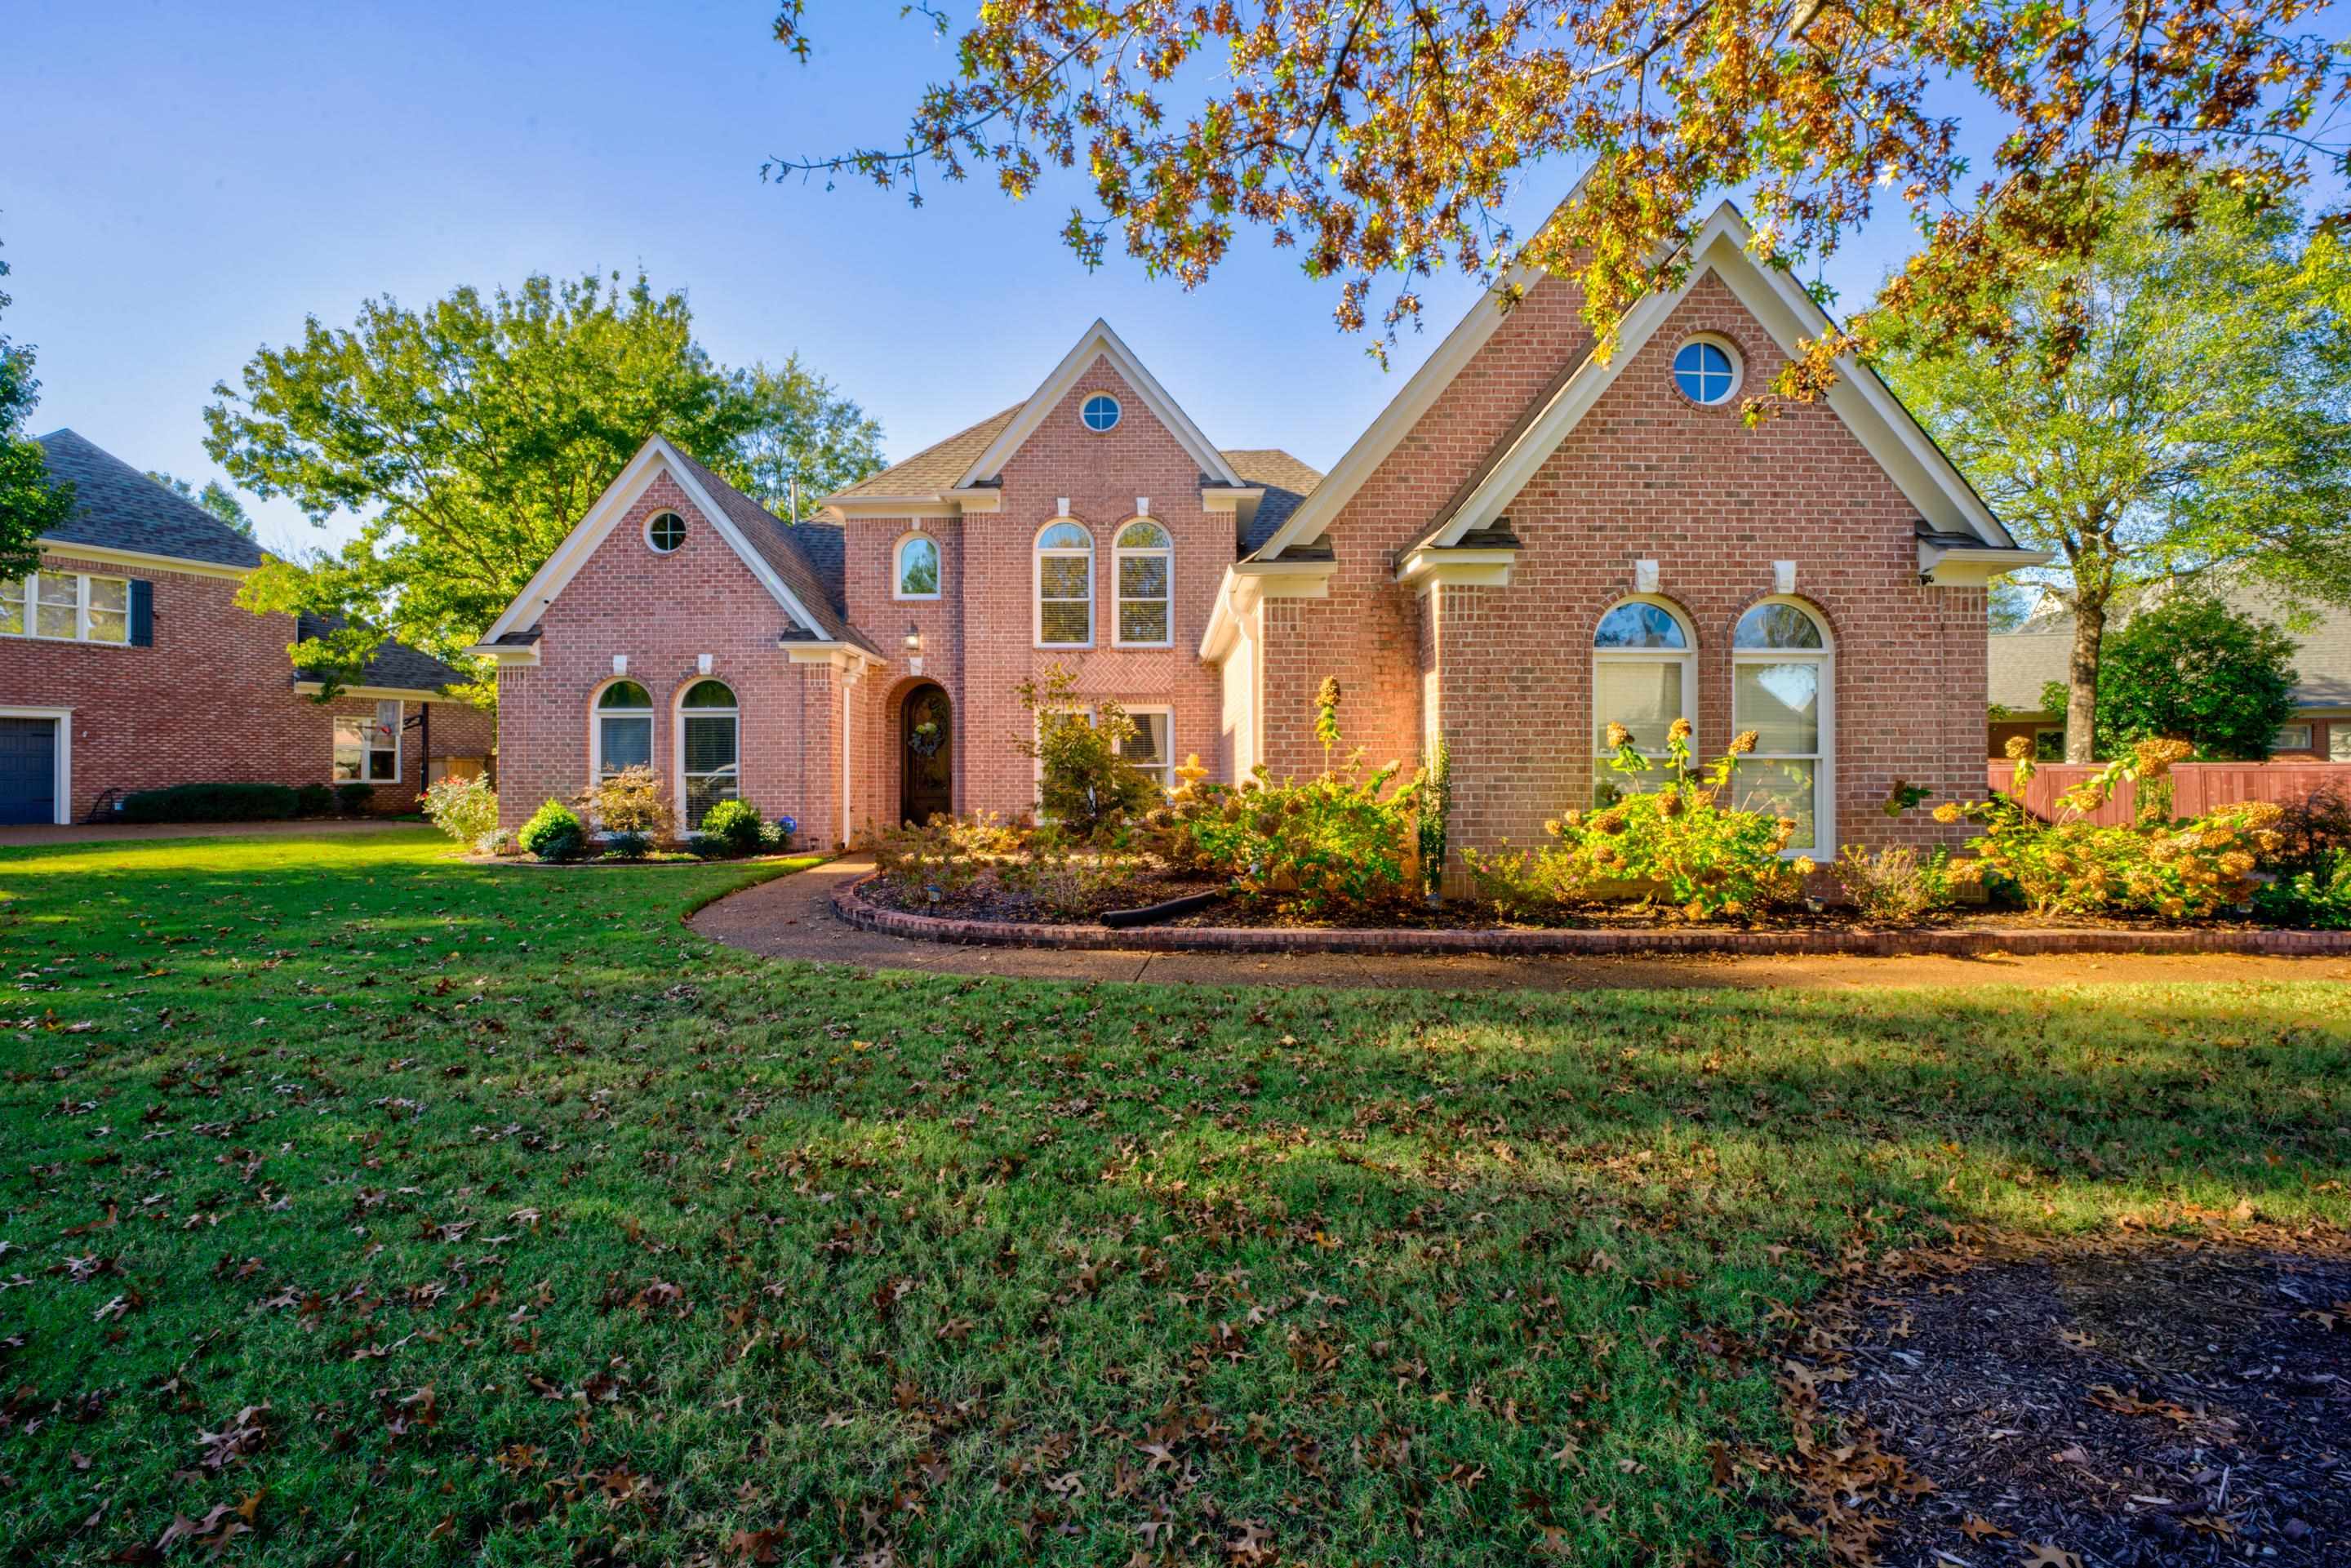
[689,860,2351,991]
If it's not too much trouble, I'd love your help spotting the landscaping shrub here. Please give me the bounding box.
[518,798,586,863]
[1416,735,1451,898]
[421,773,500,851]
[1016,664,1159,839]
[577,765,674,859]
[873,814,1000,902]
[1941,739,2285,917]
[118,782,300,824]
[334,782,376,814]
[2272,783,2351,871]
[1464,724,1809,922]
[995,821,1144,917]
[2251,849,2351,929]
[294,783,336,817]
[697,797,764,858]
[1832,844,1957,923]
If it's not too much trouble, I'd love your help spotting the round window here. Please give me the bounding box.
[1082,393,1122,433]
[647,511,687,552]
[1672,340,1739,405]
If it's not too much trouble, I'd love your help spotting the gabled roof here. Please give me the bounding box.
[1411,203,2017,555]
[1222,450,1324,557]
[955,319,1242,489]
[292,612,464,695]
[33,429,266,570]
[474,435,878,658]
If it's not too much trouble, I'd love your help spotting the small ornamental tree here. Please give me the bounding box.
[1014,664,1158,839]
[2093,593,2300,760]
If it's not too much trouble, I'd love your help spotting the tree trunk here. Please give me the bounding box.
[2065,597,2106,763]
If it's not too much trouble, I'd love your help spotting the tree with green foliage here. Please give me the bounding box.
[2086,593,2301,762]
[204,270,884,695]
[145,471,253,537]
[0,231,72,581]
[1880,174,2351,762]
[731,355,886,519]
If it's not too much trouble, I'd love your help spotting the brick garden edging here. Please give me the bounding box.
[832,877,2351,958]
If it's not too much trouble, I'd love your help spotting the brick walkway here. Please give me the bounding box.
[690,860,2351,991]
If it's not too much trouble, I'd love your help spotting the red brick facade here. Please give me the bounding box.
[489,251,2003,866]
[5,549,492,824]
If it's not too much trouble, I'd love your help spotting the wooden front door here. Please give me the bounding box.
[900,684,953,826]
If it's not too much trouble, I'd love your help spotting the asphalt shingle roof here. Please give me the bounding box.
[1222,450,1325,557]
[665,446,878,655]
[1989,576,2351,713]
[33,429,266,570]
[293,613,465,694]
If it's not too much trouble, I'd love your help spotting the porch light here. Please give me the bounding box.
[904,624,922,652]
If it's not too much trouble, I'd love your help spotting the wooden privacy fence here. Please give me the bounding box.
[1986,761,2351,824]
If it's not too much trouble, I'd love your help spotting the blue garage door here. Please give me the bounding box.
[0,717,58,825]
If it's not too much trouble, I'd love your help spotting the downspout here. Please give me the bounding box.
[841,663,855,849]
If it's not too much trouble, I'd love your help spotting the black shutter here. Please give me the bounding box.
[128,579,153,646]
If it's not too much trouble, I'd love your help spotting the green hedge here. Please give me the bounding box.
[118,783,302,824]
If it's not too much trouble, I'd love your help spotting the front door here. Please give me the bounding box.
[0,717,58,826]
[900,684,953,826]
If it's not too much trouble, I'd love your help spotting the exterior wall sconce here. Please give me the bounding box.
[903,624,922,653]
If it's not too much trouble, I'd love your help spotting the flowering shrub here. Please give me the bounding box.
[420,773,499,851]
[1158,752,1422,917]
[1832,844,1956,922]
[870,812,1007,902]
[575,765,675,858]
[1464,722,1809,921]
[995,821,1145,917]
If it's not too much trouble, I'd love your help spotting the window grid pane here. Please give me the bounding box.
[1732,662,1820,754]
[36,573,78,639]
[0,579,20,637]
[601,714,653,775]
[899,538,940,595]
[1040,557,1089,598]
[683,715,738,776]
[1040,598,1090,646]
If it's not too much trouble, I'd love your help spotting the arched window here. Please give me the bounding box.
[1731,601,1832,856]
[1036,521,1093,647]
[1113,520,1172,646]
[895,534,940,599]
[594,680,654,781]
[1592,599,1695,802]
[678,679,739,823]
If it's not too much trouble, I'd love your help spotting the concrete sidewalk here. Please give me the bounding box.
[690,859,2351,991]
[0,818,425,849]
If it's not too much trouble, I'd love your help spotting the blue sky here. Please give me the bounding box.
[11,1,2326,557]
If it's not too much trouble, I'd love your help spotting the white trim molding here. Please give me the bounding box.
[892,531,944,601]
[1198,557,1337,662]
[33,540,255,581]
[1034,517,1096,651]
[0,706,73,825]
[1397,544,1518,594]
[958,319,1242,490]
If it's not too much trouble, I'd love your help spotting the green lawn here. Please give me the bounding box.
[1,830,2344,1566]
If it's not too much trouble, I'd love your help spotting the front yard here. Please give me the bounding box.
[1,830,2344,1565]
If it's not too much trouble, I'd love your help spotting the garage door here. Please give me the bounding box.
[0,717,58,825]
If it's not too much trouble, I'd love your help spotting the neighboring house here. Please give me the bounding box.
[476,200,2041,867]
[1988,582,2351,761]
[2,430,494,824]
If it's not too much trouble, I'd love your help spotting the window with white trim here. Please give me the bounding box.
[1082,393,1122,432]
[679,679,740,821]
[895,534,940,598]
[1,571,130,644]
[1731,601,1832,856]
[647,511,687,553]
[1592,598,1695,802]
[2273,722,2314,752]
[1118,707,1175,793]
[1036,522,1093,646]
[596,681,654,780]
[333,700,402,783]
[1672,338,1740,405]
[1113,521,1171,646]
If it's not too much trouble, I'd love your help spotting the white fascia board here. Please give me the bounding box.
[1398,545,1518,592]
[955,318,1242,489]
[783,640,886,673]
[1199,557,1336,661]
[1200,486,1265,513]
[1245,260,1545,563]
[1425,202,2016,553]
[38,540,256,580]
[1919,542,2051,586]
[293,682,451,701]
[468,642,542,665]
[828,490,998,517]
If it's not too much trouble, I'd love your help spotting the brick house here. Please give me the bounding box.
[2,430,494,825]
[477,202,2041,868]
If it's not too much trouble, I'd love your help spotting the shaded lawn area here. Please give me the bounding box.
[0,832,2345,1566]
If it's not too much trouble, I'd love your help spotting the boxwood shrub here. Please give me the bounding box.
[118,783,300,824]
[518,799,586,863]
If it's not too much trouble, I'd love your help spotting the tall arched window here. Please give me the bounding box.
[895,534,940,599]
[1731,601,1832,856]
[1113,520,1172,646]
[678,679,740,822]
[1592,599,1695,802]
[595,680,654,781]
[1036,521,1093,647]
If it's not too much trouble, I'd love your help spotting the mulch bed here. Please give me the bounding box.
[1772,1226,2351,1566]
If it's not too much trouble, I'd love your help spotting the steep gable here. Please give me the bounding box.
[958,320,1240,490]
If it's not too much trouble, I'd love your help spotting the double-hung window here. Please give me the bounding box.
[596,681,654,780]
[1730,602,1833,857]
[1592,599,1695,802]
[1113,522,1171,646]
[1118,708,1175,793]
[1,571,130,644]
[333,700,402,783]
[680,680,740,820]
[1036,522,1094,646]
